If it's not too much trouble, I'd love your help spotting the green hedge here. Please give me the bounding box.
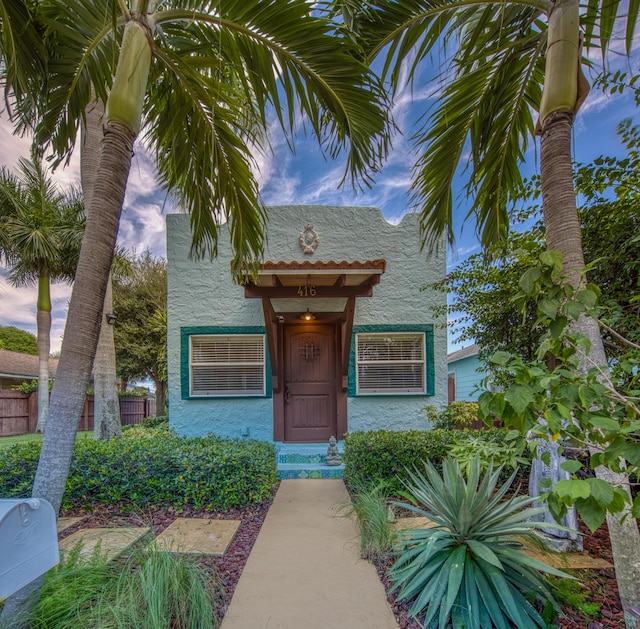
[0,430,277,511]
[422,402,481,429]
[344,428,516,490]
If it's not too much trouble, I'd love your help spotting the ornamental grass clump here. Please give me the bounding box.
[342,481,398,560]
[28,543,222,629]
[103,544,221,629]
[390,456,571,629]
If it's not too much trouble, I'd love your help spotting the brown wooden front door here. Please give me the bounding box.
[448,373,456,403]
[283,324,337,442]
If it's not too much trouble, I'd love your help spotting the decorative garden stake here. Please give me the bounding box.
[529,434,583,552]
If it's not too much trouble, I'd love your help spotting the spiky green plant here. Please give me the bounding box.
[390,456,571,628]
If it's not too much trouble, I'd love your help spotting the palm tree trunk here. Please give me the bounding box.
[152,375,166,415]
[35,275,51,433]
[540,105,640,629]
[82,97,122,440]
[0,121,136,629]
[33,120,135,510]
[0,15,152,622]
[93,276,122,439]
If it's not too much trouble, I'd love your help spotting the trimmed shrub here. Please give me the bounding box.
[343,428,520,490]
[138,414,169,428]
[0,431,277,511]
[422,401,481,429]
[0,440,41,496]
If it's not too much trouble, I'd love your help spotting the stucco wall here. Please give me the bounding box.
[449,354,484,402]
[166,205,447,440]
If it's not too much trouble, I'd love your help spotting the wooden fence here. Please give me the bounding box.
[0,391,156,437]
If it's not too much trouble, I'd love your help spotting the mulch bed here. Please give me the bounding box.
[60,489,276,622]
[61,483,625,628]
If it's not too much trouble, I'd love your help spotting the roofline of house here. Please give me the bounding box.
[447,343,480,363]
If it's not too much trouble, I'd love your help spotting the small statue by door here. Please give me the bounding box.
[325,436,342,466]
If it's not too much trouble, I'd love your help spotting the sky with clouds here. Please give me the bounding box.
[0,43,638,354]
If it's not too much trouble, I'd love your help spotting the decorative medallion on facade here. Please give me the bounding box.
[299,225,319,254]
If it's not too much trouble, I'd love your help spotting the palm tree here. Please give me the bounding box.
[3,5,122,440]
[25,0,389,508]
[0,158,84,432]
[336,0,640,622]
[0,1,390,623]
[81,97,123,441]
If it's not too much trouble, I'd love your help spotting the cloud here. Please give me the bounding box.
[119,200,170,257]
[49,148,81,189]
[0,123,32,170]
[124,144,161,204]
[448,242,481,266]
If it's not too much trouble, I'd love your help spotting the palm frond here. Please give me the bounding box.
[35,0,121,163]
[36,0,391,263]
[344,0,636,250]
[0,0,46,108]
[411,5,545,249]
[158,0,391,189]
[0,158,84,286]
[145,39,267,267]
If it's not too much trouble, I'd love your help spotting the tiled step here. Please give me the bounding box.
[277,463,345,479]
[276,445,344,479]
[277,452,330,465]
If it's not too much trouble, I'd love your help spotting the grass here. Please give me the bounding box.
[27,541,222,629]
[0,431,92,450]
[30,543,114,629]
[342,481,398,561]
[105,543,222,629]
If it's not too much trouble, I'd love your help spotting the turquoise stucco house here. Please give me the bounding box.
[166,205,447,445]
[447,344,484,402]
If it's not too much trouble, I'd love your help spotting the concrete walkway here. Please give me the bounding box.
[220,480,398,629]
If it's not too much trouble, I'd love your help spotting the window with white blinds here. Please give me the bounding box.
[190,335,265,396]
[356,333,426,394]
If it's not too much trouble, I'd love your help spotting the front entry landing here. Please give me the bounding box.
[243,259,386,443]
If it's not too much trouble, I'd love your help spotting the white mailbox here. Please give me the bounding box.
[0,498,59,599]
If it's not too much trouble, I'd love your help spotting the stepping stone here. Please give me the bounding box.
[393,517,613,569]
[155,518,240,555]
[59,527,150,560]
[523,549,613,570]
[56,517,83,533]
[394,516,437,530]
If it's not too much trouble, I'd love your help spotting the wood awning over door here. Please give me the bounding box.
[242,259,386,299]
[241,260,386,396]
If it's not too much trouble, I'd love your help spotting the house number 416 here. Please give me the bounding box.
[297,285,316,297]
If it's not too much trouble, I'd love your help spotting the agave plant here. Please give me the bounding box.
[390,456,571,628]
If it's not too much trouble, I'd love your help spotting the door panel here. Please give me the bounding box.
[284,324,337,442]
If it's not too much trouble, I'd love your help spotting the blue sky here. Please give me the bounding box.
[0,50,638,354]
